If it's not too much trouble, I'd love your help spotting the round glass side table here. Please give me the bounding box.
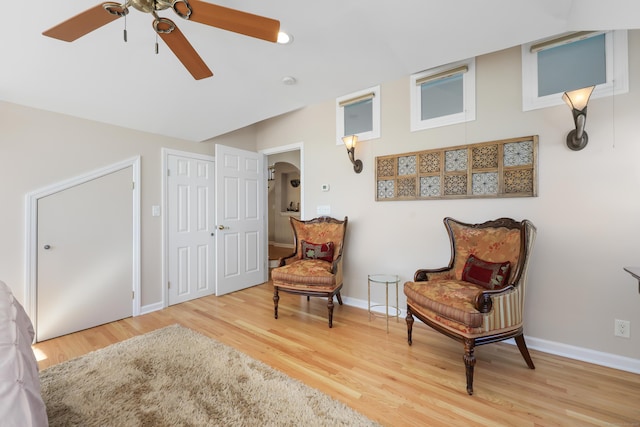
[367,274,401,333]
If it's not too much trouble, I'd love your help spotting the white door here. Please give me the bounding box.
[167,154,216,305]
[215,144,266,296]
[36,167,133,341]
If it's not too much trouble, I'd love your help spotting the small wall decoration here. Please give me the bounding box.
[375,135,538,201]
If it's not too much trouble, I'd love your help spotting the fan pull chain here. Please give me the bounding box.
[123,14,127,42]
[155,34,159,54]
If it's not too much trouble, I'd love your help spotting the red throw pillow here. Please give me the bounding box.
[301,240,334,262]
[462,255,511,290]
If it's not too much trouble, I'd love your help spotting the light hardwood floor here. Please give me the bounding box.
[33,281,640,427]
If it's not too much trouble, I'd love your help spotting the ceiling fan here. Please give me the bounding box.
[42,0,280,80]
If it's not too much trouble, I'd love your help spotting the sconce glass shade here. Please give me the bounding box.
[341,135,363,173]
[342,135,358,150]
[562,86,595,112]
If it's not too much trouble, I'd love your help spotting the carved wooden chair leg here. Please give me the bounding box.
[406,306,414,345]
[273,288,279,319]
[327,296,334,328]
[336,292,343,305]
[515,334,536,369]
[464,339,476,395]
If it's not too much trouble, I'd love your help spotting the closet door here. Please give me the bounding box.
[36,167,133,341]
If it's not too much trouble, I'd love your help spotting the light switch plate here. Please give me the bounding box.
[152,205,161,217]
[317,205,331,215]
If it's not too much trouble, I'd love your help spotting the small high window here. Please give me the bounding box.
[336,86,380,144]
[410,58,476,132]
[521,30,628,111]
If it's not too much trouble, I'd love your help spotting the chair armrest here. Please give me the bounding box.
[278,253,298,267]
[331,253,344,274]
[473,285,515,313]
[414,267,453,282]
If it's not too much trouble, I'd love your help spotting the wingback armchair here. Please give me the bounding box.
[271,216,348,328]
[404,217,537,395]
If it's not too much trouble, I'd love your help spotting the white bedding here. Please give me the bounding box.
[0,280,48,426]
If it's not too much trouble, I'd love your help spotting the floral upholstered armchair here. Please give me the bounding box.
[271,216,347,328]
[404,217,537,395]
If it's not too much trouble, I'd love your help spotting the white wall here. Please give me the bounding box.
[0,102,214,307]
[239,33,640,363]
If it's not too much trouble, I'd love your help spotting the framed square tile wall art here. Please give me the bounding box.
[375,135,538,201]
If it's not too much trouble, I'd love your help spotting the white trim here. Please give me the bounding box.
[342,296,640,374]
[521,30,628,111]
[161,148,216,309]
[410,58,476,132]
[24,156,142,326]
[336,86,381,144]
[139,301,164,315]
[523,336,640,374]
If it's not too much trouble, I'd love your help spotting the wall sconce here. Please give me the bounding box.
[342,135,363,173]
[267,165,275,190]
[562,85,595,151]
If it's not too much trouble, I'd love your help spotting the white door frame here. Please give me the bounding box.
[24,156,141,324]
[260,142,304,259]
[161,148,215,308]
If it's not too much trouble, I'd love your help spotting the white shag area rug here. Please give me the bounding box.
[40,324,379,427]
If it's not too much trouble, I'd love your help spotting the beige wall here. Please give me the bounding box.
[230,33,640,361]
[0,102,215,306]
[1,32,639,364]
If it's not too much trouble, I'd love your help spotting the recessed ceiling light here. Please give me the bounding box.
[277,31,293,45]
[282,76,297,85]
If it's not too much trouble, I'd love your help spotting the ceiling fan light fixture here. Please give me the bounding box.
[277,31,293,44]
[103,2,129,17]
[42,1,281,80]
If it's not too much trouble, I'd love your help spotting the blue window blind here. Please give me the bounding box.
[420,74,463,121]
[344,99,373,135]
[537,34,606,96]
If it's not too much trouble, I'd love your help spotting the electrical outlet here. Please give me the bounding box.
[614,319,630,338]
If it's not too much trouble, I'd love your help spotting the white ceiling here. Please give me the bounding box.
[2,1,639,142]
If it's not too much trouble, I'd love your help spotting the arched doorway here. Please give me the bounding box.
[268,160,300,265]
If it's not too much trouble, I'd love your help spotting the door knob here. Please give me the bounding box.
[43,245,51,250]
[217,225,227,230]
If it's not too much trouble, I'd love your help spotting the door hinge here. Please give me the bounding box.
[167,169,171,176]
[168,281,171,289]
[132,182,135,190]
[132,291,134,300]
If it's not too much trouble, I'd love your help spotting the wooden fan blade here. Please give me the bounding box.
[186,1,280,42]
[158,25,213,80]
[43,4,121,42]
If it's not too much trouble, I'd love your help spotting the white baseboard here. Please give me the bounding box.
[140,302,164,315]
[522,336,640,374]
[342,296,640,375]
